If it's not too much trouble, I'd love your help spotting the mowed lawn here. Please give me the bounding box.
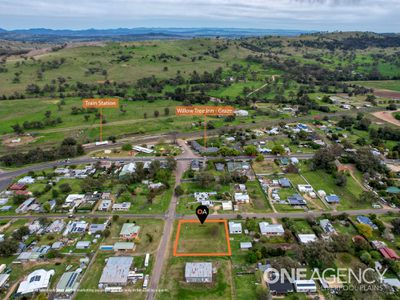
[76,253,146,300]
[351,80,400,92]
[245,180,273,212]
[158,257,232,300]
[0,97,182,135]
[176,222,229,254]
[301,169,365,210]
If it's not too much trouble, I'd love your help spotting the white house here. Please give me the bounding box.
[234,193,250,203]
[65,194,85,205]
[133,145,154,154]
[222,201,233,211]
[297,234,318,244]
[18,176,35,184]
[16,269,55,296]
[76,241,91,249]
[297,185,313,193]
[228,222,242,234]
[234,110,249,117]
[112,202,131,211]
[294,279,317,293]
[259,222,285,236]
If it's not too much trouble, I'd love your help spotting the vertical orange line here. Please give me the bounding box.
[204,114,207,149]
[100,108,103,142]
[173,221,182,256]
[224,220,232,256]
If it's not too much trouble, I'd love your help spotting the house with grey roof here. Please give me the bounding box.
[240,242,252,250]
[99,257,133,288]
[113,242,136,252]
[56,269,82,295]
[259,222,285,236]
[185,262,213,283]
[278,178,291,188]
[320,219,336,235]
[89,223,107,234]
[288,194,307,206]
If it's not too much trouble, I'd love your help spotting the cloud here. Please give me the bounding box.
[0,0,399,31]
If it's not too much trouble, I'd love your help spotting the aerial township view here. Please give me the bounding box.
[0,1,400,300]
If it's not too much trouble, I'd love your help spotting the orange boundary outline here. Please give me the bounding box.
[173,219,232,257]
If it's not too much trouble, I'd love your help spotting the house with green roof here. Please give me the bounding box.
[119,223,141,240]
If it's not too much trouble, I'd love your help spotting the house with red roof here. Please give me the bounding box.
[15,190,32,196]
[379,247,400,260]
[9,183,26,191]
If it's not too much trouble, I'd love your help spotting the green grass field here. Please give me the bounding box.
[76,253,147,300]
[301,168,366,210]
[176,222,229,254]
[158,257,232,300]
[351,80,400,91]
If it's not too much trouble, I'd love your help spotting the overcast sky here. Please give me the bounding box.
[0,0,399,32]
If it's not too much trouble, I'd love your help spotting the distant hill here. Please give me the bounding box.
[0,27,315,42]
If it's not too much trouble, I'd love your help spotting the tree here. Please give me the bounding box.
[46,249,61,259]
[102,229,111,238]
[255,285,269,300]
[12,194,28,205]
[334,173,347,187]
[244,145,258,156]
[271,145,285,155]
[51,189,59,198]
[147,189,157,204]
[391,218,400,235]
[121,144,132,151]
[197,172,215,188]
[108,136,117,143]
[360,251,372,265]
[166,157,176,171]
[42,202,51,213]
[330,234,352,252]
[356,223,373,239]
[12,226,30,241]
[11,123,24,134]
[353,147,385,174]
[255,154,264,162]
[80,177,104,193]
[302,241,335,269]
[59,183,72,194]
[358,191,379,204]
[246,251,257,263]
[174,185,184,196]
[311,145,342,172]
[0,240,19,257]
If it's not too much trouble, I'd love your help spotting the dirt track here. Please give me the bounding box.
[372,109,400,127]
[374,89,400,99]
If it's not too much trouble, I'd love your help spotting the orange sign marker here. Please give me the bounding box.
[82,98,119,142]
[175,105,234,116]
[82,98,119,108]
[175,106,235,148]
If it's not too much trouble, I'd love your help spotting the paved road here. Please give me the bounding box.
[0,207,397,222]
[146,140,194,300]
[0,105,398,298]
[0,152,316,191]
[82,106,382,152]
[178,208,399,220]
[0,213,165,220]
